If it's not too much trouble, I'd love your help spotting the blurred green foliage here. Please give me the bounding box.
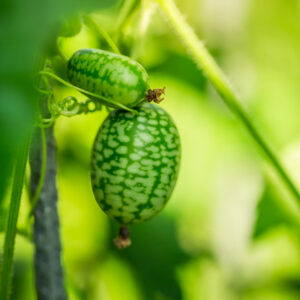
[1,0,300,299]
[0,0,117,204]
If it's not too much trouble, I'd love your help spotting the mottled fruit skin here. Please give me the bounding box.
[67,48,150,108]
[91,103,181,225]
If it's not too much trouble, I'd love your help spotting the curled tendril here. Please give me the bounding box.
[56,96,106,117]
[35,68,129,126]
[86,99,98,112]
[58,96,80,116]
[39,71,137,113]
[37,116,55,128]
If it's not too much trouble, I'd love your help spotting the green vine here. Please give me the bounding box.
[27,126,46,219]
[154,0,300,217]
[0,133,31,300]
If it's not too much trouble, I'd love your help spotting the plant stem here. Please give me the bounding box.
[83,15,121,54]
[29,123,67,300]
[155,0,300,202]
[0,133,31,300]
[29,65,67,299]
[28,126,47,218]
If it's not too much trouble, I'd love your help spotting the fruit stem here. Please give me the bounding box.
[146,87,166,104]
[114,226,132,249]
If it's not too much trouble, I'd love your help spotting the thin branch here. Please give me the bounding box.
[83,15,121,54]
[155,0,300,210]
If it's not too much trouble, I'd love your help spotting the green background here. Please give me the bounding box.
[1,0,300,299]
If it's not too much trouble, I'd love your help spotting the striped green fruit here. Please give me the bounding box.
[67,48,150,108]
[91,102,181,225]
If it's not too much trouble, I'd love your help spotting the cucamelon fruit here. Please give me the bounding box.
[90,102,181,226]
[67,48,152,108]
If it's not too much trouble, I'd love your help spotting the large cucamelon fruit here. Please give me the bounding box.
[67,48,150,108]
[91,102,181,225]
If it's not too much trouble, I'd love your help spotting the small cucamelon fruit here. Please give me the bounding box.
[67,48,161,108]
[91,102,181,226]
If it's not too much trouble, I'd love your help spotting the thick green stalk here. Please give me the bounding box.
[0,133,31,300]
[155,0,300,204]
[30,123,67,300]
[29,68,67,299]
[27,126,46,219]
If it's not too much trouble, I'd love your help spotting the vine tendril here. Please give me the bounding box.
[39,70,137,113]
[56,96,110,117]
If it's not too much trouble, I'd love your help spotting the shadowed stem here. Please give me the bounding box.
[30,123,67,300]
[0,134,31,300]
[29,73,67,300]
[28,126,46,218]
[155,0,300,207]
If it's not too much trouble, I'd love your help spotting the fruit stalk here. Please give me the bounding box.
[114,226,132,249]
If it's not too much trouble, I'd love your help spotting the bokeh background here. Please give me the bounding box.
[1,0,300,299]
